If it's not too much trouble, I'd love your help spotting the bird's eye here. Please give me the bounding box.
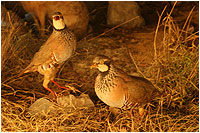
[53,16,60,20]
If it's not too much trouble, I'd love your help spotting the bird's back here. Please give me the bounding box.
[112,67,160,105]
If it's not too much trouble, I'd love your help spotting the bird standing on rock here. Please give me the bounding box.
[19,12,77,99]
[91,55,161,115]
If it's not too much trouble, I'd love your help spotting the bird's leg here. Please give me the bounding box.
[44,87,57,99]
[43,79,57,99]
[51,80,71,90]
[129,107,145,121]
[135,107,146,122]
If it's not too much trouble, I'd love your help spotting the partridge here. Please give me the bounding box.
[91,55,160,115]
[19,12,76,98]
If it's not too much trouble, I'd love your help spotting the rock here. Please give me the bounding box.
[27,94,95,116]
[107,1,145,28]
[27,98,57,115]
[57,94,95,111]
[20,1,89,39]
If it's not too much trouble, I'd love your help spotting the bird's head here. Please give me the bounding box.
[91,55,112,72]
[52,12,66,30]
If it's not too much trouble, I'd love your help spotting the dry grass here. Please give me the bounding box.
[1,4,199,132]
[1,7,25,71]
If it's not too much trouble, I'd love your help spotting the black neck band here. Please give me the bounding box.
[53,25,67,31]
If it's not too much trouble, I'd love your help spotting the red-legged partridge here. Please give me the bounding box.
[91,55,160,115]
[19,12,76,98]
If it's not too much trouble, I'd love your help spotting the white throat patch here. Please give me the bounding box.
[53,19,65,30]
[97,64,109,72]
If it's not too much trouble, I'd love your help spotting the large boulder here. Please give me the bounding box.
[107,1,145,28]
[20,1,89,39]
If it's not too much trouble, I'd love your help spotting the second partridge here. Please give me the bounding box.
[91,55,161,115]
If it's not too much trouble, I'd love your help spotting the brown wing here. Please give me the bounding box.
[29,34,57,66]
[18,34,56,76]
[126,77,156,104]
[115,68,160,104]
[20,31,76,74]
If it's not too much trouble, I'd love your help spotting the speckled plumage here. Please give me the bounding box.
[19,12,76,97]
[92,55,160,110]
[24,27,76,73]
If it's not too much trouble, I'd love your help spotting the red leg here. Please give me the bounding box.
[44,87,57,99]
[51,80,71,90]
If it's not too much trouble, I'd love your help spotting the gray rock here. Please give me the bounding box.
[27,98,57,115]
[107,1,145,28]
[57,94,95,111]
[27,94,95,115]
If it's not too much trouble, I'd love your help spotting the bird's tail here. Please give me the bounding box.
[17,64,34,77]
[17,68,30,77]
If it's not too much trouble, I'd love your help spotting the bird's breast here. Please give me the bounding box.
[95,74,126,108]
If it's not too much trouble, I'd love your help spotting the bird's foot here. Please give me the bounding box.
[51,80,71,90]
[128,108,146,122]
